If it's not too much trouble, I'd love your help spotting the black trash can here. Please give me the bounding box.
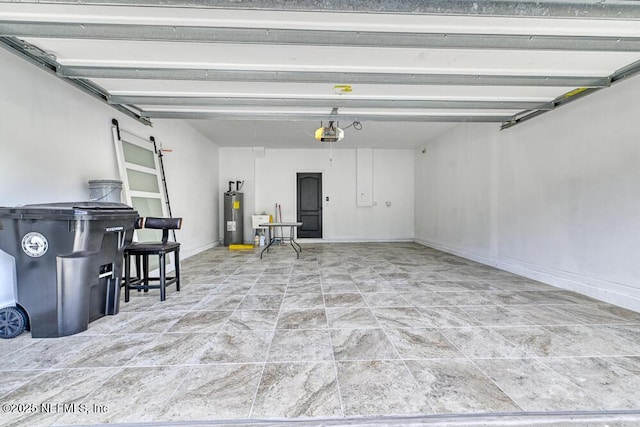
[0,202,138,338]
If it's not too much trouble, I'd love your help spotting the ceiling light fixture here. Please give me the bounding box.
[315,108,344,143]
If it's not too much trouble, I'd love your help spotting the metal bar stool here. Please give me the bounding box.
[124,217,182,302]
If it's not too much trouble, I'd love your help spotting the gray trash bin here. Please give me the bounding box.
[0,202,138,338]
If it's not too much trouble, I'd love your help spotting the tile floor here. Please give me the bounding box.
[2,242,640,426]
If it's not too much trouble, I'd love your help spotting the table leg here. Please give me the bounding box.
[289,225,301,258]
[260,226,274,259]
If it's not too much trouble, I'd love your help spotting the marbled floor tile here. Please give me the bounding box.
[607,356,640,376]
[288,273,322,284]
[331,328,398,361]
[167,310,231,333]
[515,290,578,305]
[461,305,529,326]
[276,309,328,329]
[237,294,284,310]
[282,292,325,309]
[326,307,380,329]
[235,265,267,274]
[420,281,480,292]
[197,330,273,363]
[83,311,140,335]
[146,295,204,312]
[251,362,342,418]
[215,283,254,295]
[355,281,397,293]
[225,310,280,331]
[154,364,263,421]
[58,366,190,425]
[317,261,342,269]
[550,290,602,304]
[4,335,99,370]
[114,294,157,312]
[248,282,288,295]
[121,310,185,334]
[219,284,257,296]
[405,359,520,413]
[321,282,360,293]
[129,333,211,366]
[180,283,225,295]
[403,292,451,307]
[1,367,119,426]
[362,292,412,308]
[389,282,431,293]
[380,272,410,281]
[474,358,601,411]
[59,333,159,368]
[418,307,482,328]
[263,266,292,275]
[0,370,46,397]
[548,304,628,324]
[323,293,366,308]
[372,307,434,328]
[223,274,260,285]
[436,291,493,306]
[268,329,334,362]
[543,325,640,356]
[498,278,557,291]
[415,279,454,289]
[385,328,464,360]
[192,294,244,310]
[258,273,291,284]
[336,360,433,416]
[456,281,500,291]
[596,304,640,322]
[490,326,579,358]
[285,282,323,293]
[482,291,536,306]
[505,305,583,326]
[320,273,353,282]
[439,327,530,359]
[542,357,640,409]
[606,324,640,345]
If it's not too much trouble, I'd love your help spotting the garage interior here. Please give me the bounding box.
[1,1,640,426]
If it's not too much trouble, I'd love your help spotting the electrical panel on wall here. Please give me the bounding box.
[356,148,374,207]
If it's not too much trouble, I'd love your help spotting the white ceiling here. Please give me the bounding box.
[186,119,457,150]
[2,1,640,149]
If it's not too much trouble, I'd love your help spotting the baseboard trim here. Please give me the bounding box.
[414,237,640,313]
[182,240,219,260]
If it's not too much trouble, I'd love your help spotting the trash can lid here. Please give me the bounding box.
[88,179,123,186]
[0,202,138,220]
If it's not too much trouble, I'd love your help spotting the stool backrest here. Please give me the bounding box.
[143,217,183,243]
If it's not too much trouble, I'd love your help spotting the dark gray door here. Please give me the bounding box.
[297,173,322,238]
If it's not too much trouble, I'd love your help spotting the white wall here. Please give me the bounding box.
[218,147,415,241]
[0,47,220,258]
[415,75,640,311]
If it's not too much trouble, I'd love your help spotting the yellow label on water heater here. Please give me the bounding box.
[233,201,240,209]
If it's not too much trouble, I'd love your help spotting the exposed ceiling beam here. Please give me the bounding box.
[4,22,640,52]
[0,36,152,125]
[5,0,640,20]
[502,58,640,129]
[109,95,553,111]
[58,66,611,88]
[141,110,512,122]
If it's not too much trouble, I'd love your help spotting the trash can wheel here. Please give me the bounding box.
[0,307,27,339]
